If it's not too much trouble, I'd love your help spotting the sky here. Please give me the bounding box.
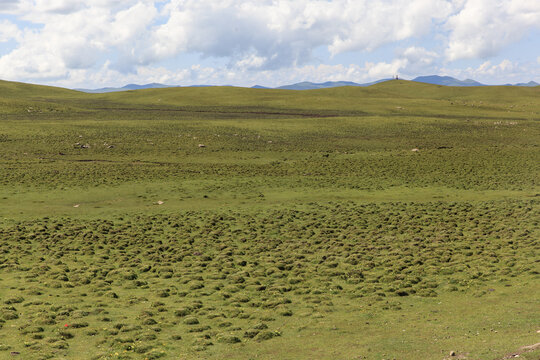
[0,0,539,89]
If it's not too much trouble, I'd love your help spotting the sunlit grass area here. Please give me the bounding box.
[0,79,538,359]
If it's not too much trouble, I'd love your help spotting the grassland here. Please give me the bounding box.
[0,79,539,360]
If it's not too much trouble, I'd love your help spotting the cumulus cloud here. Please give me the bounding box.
[0,1,160,79]
[151,0,454,70]
[0,20,22,42]
[439,59,539,84]
[152,0,332,69]
[445,0,540,61]
[0,0,538,87]
[1,0,456,78]
[363,59,405,79]
[328,0,454,54]
[0,0,20,11]
[477,59,514,75]
[395,46,440,75]
[401,47,438,65]
[26,0,86,15]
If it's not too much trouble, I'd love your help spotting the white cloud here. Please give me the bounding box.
[0,0,20,11]
[476,59,514,75]
[0,20,22,42]
[1,0,457,77]
[445,0,540,61]
[0,1,161,79]
[0,0,538,87]
[364,59,408,79]
[382,47,439,78]
[401,47,438,65]
[235,53,268,70]
[329,0,454,54]
[440,59,539,84]
[148,0,457,71]
[27,0,86,15]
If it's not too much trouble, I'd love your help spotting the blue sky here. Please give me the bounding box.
[0,0,539,88]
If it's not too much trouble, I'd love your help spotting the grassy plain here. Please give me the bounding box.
[0,79,539,359]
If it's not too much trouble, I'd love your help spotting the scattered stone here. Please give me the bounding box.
[107,145,115,149]
[156,201,164,205]
[450,350,456,356]
[73,204,80,208]
[411,148,419,152]
[198,144,206,148]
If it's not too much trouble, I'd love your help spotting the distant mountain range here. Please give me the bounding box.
[75,83,174,93]
[412,75,485,86]
[275,79,390,90]
[504,81,540,87]
[75,75,539,93]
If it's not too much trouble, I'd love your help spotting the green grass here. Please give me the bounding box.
[0,79,538,359]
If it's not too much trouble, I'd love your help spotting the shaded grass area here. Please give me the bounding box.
[0,79,539,359]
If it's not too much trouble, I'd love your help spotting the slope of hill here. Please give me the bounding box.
[2,78,539,110]
[0,79,86,114]
[0,79,81,98]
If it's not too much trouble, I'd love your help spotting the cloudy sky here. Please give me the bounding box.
[0,0,539,88]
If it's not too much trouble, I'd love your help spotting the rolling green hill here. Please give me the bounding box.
[0,79,539,360]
